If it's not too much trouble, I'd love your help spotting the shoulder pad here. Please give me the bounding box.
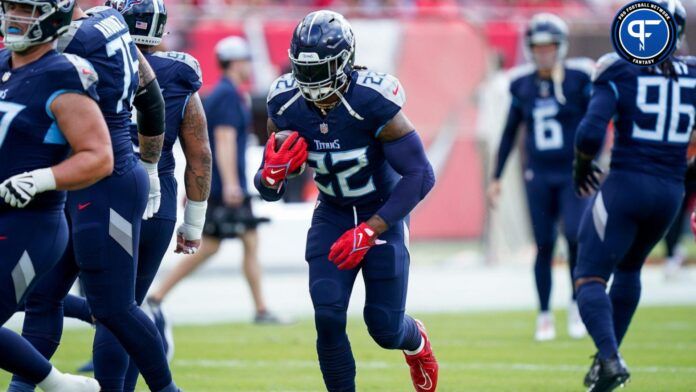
[592,53,622,82]
[85,5,111,15]
[267,73,298,103]
[56,20,83,53]
[675,55,696,67]
[355,70,405,108]
[153,51,202,82]
[62,53,99,91]
[564,57,595,77]
[506,63,535,84]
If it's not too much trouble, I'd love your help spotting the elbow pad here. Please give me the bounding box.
[134,79,165,137]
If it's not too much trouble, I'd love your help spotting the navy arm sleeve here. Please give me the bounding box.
[492,100,523,179]
[574,83,617,157]
[376,131,435,227]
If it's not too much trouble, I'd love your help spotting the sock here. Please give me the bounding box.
[36,368,66,391]
[7,380,35,392]
[567,241,579,301]
[317,340,356,392]
[576,281,618,360]
[63,294,93,324]
[93,322,129,392]
[399,315,423,352]
[94,304,172,392]
[0,328,52,385]
[534,244,554,312]
[609,270,642,346]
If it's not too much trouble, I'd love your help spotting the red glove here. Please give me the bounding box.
[328,222,378,270]
[690,211,696,240]
[261,132,308,186]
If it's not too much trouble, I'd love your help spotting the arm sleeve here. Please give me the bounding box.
[492,100,523,179]
[375,131,435,227]
[253,150,286,202]
[133,78,165,136]
[574,82,618,157]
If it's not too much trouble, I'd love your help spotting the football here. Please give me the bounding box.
[274,130,306,178]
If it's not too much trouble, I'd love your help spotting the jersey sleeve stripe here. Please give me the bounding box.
[45,89,84,120]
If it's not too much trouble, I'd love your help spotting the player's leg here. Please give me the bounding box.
[123,217,177,392]
[663,195,688,277]
[560,178,590,338]
[525,173,560,340]
[307,208,360,392]
[73,168,176,392]
[2,211,98,392]
[148,235,221,304]
[361,220,438,391]
[610,185,682,347]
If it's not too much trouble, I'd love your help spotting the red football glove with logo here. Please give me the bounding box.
[261,132,308,187]
[328,222,378,270]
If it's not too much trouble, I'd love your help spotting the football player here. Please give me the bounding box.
[573,1,693,390]
[487,13,592,341]
[7,1,181,392]
[61,0,211,389]
[255,11,438,392]
[0,0,111,389]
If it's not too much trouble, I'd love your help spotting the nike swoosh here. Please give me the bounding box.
[392,85,400,95]
[270,168,285,175]
[78,202,91,211]
[417,364,433,390]
[357,232,363,245]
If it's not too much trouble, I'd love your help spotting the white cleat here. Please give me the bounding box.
[535,312,556,342]
[38,369,100,392]
[664,248,685,280]
[567,301,587,339]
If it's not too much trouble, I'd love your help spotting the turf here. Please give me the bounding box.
[2,305,695,391]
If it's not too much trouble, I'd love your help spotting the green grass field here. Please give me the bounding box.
[3,305,695,391]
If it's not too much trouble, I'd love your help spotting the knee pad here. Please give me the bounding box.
[363,304,402,349]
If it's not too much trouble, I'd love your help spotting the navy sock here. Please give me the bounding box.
[0,328,52,384]
[317,340,356,392]
[94,304,172,392]
[398,315,422,351]
[93,322,128,391]
[577,281,618,359]
[6,380,35,392]
[534,244,554,312]
[609,270,642,346]
[63,294,92,324]
[567,242,579,301]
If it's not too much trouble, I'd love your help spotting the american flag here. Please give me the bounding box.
[136,21,148,29]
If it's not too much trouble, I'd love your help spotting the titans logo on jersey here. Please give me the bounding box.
[57,6,139,174]
[267,70,405,210]
[594,53,696,180]
[0,50,99,211]
[507,58,594,173]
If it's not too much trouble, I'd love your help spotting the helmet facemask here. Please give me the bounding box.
[289,48,353,102]
[0,0,72,52]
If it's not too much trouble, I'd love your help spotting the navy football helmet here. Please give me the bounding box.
[0,0,75,52]
[524,13,568,66]
[106,0,166,46]
[652,0,686,51]
[289,10,355,102]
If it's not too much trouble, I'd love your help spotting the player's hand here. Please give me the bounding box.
[175,199,207,254]
[223,184,245,207]
[0,169,55,208]
[328,222,379,270]
[175,228,202,254]
[690,211,696,241]
[573,155,603,197]
[142,161,161,220]
[261,132,308,187]
[486,180,502,209]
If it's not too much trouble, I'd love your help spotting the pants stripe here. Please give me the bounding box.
[109,208,133,256]
[592,192,608,242]
[11,251,35,303]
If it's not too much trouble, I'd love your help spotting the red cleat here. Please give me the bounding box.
[404,319,439,391]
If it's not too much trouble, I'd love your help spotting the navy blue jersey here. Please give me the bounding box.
[58,6,139,174]
[130,51,203,176]
[267,70,404,211]
[205,77,250,198]
[0,50,99,212]
[501,58,593,176]
[591,53,696,180]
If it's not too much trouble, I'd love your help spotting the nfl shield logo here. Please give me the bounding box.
[320,123,329,134]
